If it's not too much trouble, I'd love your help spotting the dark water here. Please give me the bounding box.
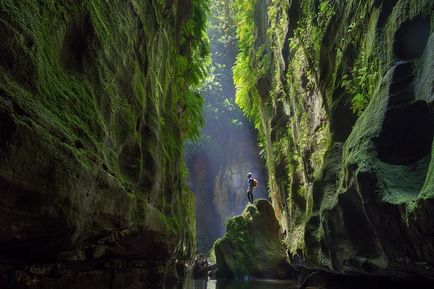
[174,279,298,289]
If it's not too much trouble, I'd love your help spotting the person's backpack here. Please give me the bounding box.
[252,178,258,188]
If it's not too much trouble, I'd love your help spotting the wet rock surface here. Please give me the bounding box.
[214,199,294,279]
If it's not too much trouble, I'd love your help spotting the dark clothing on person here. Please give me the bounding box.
[247,191,254,203]
[247,176,255,203]
[248,178,255,189]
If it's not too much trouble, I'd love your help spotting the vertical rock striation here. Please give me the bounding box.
[0,0,208,288]
[234,0,434,280]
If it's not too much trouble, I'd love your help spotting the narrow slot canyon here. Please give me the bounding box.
[0,1,433,289]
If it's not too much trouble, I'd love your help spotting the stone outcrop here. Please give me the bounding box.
[214,199,293,279]
[0,0,207,288]
[187,125,268,253]
[233,0,434,281]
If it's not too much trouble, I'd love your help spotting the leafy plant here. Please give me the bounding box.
[177,0,212,140]
[340,49,380,116]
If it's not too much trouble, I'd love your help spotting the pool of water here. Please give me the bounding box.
[174,279,299,289]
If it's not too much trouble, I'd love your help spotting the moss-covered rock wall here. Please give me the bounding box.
[234,0,434,278]
[0,0,208,288]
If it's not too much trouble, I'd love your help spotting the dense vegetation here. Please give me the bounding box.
[185,0,241,158]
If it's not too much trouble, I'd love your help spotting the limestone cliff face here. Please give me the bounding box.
[0,0,207,288]
[234,0,434,278]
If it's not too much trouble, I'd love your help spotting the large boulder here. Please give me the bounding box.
[214,199,293,279]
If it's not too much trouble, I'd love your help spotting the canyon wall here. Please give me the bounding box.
[234,0,434,279]
[0,0,208,288]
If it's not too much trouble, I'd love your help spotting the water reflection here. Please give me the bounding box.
[175,279,297,289]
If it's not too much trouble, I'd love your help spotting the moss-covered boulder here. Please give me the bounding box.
[214,199,293,279]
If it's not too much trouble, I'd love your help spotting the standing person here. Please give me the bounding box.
[246,172,258,203]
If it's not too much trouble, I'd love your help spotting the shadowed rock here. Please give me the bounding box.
[0,0,205,288]
[214,199,294,279]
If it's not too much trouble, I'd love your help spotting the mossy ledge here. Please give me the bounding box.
[0,0,208,288]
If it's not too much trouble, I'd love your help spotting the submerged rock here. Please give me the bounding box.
[214,199,293,279]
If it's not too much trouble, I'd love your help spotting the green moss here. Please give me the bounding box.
[0,0,209,262]
[376,157,430,205]
[214,200,290,278]
[420,141,434,199]
[231,0,434,265]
